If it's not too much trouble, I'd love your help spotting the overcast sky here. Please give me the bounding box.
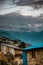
[0,0,43,44]
[0,0,43,32]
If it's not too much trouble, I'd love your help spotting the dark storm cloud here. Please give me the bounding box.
[0,0,43,5]
[0,0,34,5]
[16,0,35,5]
[0,0,6,5]
[16,0,43,6]
[15,0,43,9]
[0,0,5,2]
[35,0,43,5]
[0,0,43,10]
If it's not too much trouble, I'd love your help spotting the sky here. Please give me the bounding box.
[0,0,43,45]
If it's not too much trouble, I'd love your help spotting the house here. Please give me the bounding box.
[0,42,23,65]
[0,36,31,65]
[0,37,23,65]
[23,44,43,65]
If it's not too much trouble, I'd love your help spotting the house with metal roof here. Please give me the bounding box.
[0,36,31,65]
[23,44,43,65]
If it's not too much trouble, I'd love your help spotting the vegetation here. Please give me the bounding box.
[19,42,26,49]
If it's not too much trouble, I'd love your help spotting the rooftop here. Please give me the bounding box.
[24,44,43,51]
[1,43,21,50]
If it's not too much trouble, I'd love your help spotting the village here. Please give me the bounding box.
[0,36,43,65]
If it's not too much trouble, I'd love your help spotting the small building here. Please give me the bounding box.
[0,36,31,65]
[0,43,23,65]
[23,44,43,65]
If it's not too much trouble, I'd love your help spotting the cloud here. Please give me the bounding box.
[0,13,43,32]
[14,0,20,4]
[16,0,43,10]
[0,0,43,32]
[0,0,43,17]
[28,23,43,32]
[0,23,43,32]
[0,5,43,17]
[19,7,43,17]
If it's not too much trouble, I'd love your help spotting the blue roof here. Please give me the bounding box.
[24,44,43,51]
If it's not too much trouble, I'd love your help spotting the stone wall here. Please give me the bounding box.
[0,44,23,65]
[27,49,43,65]
[1,44,15,55]
[1,45,9,54]
[15,49,22,54]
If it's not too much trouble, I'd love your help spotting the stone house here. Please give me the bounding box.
[23,44,43,65]
[0,43,23,65]
[0,36,31,65]
[0,36,23,65]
